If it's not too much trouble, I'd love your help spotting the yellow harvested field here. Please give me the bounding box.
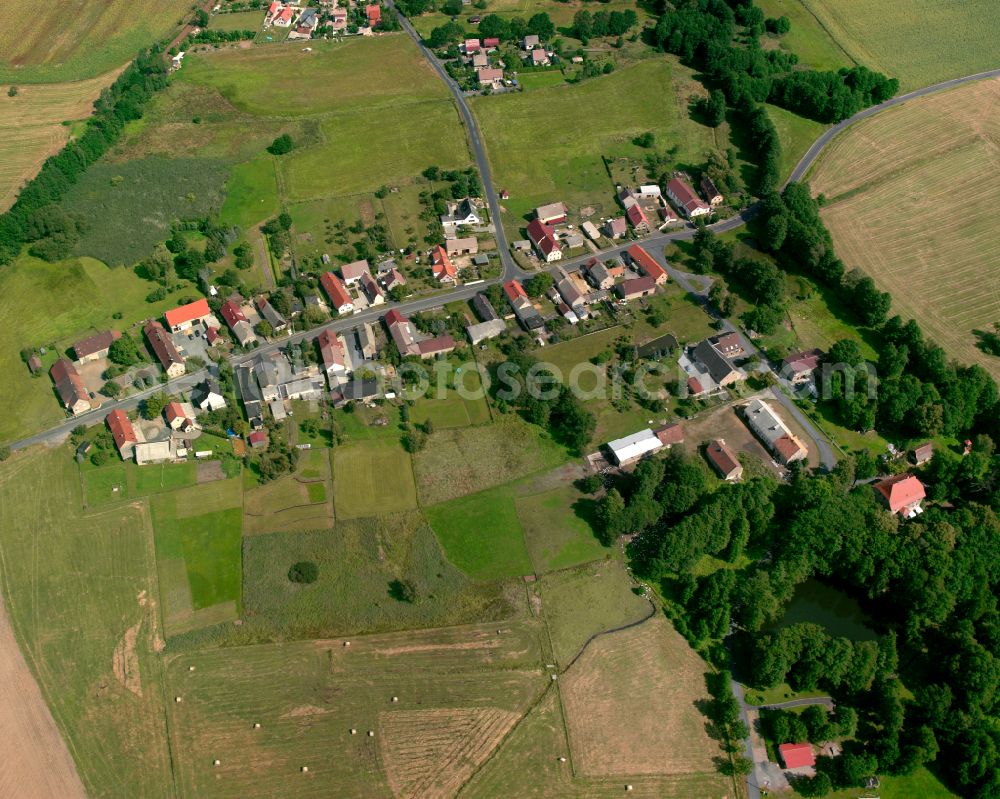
[560,616,726,781]
[0,72,117,211]
[810,78,1000,378]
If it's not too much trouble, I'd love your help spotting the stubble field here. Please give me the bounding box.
[809,78,1000,378]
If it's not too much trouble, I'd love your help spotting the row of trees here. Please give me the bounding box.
[0,47,170,265]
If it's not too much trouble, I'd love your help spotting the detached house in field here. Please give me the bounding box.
[477,67,504,86]
[50,358,91,416]
[607,428,663,467]
[320,271,355,314]
[220,298,258,347]
[701,175,724,206]
[144,320,185,378]
[365,3,381,28]
[618,275,657,301]
[691,337,745,389]
[783,348,823,385]
[106,409,138,460]
[527,218,562,262]
[874,473,926,518]
[706,439,743,481]
[73,330,121,364]
[912,442,935,466]
[665,176,711,218]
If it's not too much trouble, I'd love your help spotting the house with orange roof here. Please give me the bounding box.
[106,409,138,459]
[164,298,212,333]
[874,473,926,518]
[320,271,355,314]
[626,244,667,284]
[431,245,458,283]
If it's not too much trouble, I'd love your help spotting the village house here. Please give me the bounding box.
[463,38,480,53]
[317,328,350,380]
[626,202,651,234]
[381,267,406,293]
[522,34,539,49]
[289,7,318,38]
[164,298,213,333]
[782,348,823,385]
[192,378,226,412]
[431,245,459,283]
[912,442,934,466]
[365,3,381,28]
[711,331,745,358]
[617,275,657,301]
[446,236,478,257]
[483,36,500,49]
[235,365,264,428]
[472,52,489,68]
[73,330,121,364]
[331,377,380,407]
[555,272,587,312]
[691,337,745,389]
[384,309,456,359]
[256,296,287,333]
[360,272,385,304]
[164,401,195,433]
[220,297,257,347]
[341,259,371,285]
[700,174,724,206]
[655,422,684,448]
[874,473,926,518]
[605,216,627,239]
[248,430,268,450]
[706,439,743,481]
[636,333,678,360]
[626,244,668,284]
[587,259,615,290]
[503,279,544,330]
[320,271,355,314]
[357,322,379,360]
[607,428,663,466]
[527,218,562,262]
[106,409,138,460]
[535,202,567,224]
[440,198,482,236]
[778,743,816,770]
[330,6,347,31]
[665,176,711,218]
[741,398,808,465]
[477,67,503,86]
[144,320,185,377]
[530,49,550,66]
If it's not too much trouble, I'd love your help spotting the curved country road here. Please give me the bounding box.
[6,29,1000,468]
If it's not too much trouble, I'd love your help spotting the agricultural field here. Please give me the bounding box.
[470,59,730,235]
[151,478,243,637]
[332,441,419,520]
[208,10,265,32]
[809,79,1000,379]
[0,71,118,211]
[516,482,606,573]
[241,512,522,638]
[0,448,173,797]
[801,0,1000,91]
[539,559,651,666]
[411,0,647,39]
[756,0,853,72]
[560,615,726,781]
[0,0,191,83]
[164,622,546,798]
[413,416,568,504]
[244,449,335,534]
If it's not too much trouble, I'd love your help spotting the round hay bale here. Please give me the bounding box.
[253,723,261,729]
[625,785,633,792]
[391,696,398,703]
[188,666,195,672]
[343,641,351,647]
[368,730,375,737]
[213,759,221,767]
[301,766,309,773]
[350,728,357,735]
[558,757,566,763]
[175,696,183,702]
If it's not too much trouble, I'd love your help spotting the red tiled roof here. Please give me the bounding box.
[784,348,823,374]
[774,433,806,464]
[365,3,381,25]
[220,299,247,329]
[317,328,346,370]
[687,376,704,395]
[464,38,480,50]
[627,244,666,282]
[654,423,684,446]
[248,430,268,447]
[360,271,384,300]
[50,358,89,409]
[320,271,353,310]
[341,259,370,281]
[478,67,504,82]
[504,279,527,304]
[144,320,183,370]
[526,218,560,256]
[431,245,458,280]
[206,326,220,344]
[384,308,407,327]
[706,439,741,477]
[164,298,211,329]
[618,275,656,298]
[164,402,187,425]
[106,409,136,450]
[483,36,500,47]
[417,334,456,356]
[874,473,926,513]
[666,177,710,215]
[778,743,815,770]
[73,329,120,359]
[626,203,648,227]
[277,7,293,21]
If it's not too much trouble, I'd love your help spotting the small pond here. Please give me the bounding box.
[770,578,878,641]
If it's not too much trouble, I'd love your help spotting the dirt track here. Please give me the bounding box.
[0,591,87,799]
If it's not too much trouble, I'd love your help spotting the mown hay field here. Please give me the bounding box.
[809,79,1000,379]
[0,0,190,83]
[164,622,545,798]
[0,71,117,211]
[0,448,173,797]
[332,441,418,520]
[244,449,334,535]
[801,0,1000,91]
